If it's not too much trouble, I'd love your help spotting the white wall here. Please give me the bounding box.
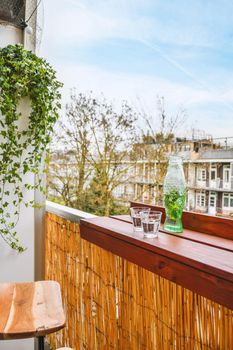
[0,22,23,46]
[0,23,35,350]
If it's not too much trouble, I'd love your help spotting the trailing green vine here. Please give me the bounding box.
[0,44,62,252]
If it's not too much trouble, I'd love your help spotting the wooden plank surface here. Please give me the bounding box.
[47,212,233,350]
[80,216,233,309]
[111,215,233,252]
[130,202,233,240]
[0,281,65,340]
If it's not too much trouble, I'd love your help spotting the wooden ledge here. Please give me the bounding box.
[130,202,233,240]
[80,216,233,309]
[111,215,233,252]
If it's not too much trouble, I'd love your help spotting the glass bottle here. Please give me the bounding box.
[163,156,186,233]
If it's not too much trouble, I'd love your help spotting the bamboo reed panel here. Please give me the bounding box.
[45,212,233,350]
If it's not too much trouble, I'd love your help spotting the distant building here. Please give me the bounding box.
[187,149,233,217]
[49,136,233,218]
[113,137,214,202]
[114,137,233,218]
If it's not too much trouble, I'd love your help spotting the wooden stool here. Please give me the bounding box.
[0,281,65,350]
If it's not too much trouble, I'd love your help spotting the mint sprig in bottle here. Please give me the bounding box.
[163,156,186,233]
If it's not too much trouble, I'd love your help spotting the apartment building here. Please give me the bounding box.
[113,143,159,204]
[114,137,233,217]
[187,150,233,216]
[114,137,215,203]
[49,136,233,218]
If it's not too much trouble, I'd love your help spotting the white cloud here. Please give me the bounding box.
[39,0,233,138]
[54,61,233,115]
[40,0,154,54]
[40,0,216,56]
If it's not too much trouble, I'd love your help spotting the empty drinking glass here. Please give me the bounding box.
[130,207,151,232]
[141,211,162,238]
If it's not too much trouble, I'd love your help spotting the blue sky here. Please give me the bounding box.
[40,0,233,138]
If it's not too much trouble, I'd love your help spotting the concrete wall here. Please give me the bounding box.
[0,22,35,350]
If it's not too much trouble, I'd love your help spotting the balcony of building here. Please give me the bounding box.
[188,178,233,192]
[129,174,156,185]
[1,5,233,349]
[39,200,233,350]
[1,193,233,349]
[189,205,233,217]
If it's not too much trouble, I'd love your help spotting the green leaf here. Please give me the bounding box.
[0,44,62,252]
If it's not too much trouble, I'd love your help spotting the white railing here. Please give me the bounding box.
[46,201,97,223]
[188,179,233,191]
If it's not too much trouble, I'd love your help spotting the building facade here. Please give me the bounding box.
[114,138,233,218]
[49,137,233,218]
[187,150,233,216]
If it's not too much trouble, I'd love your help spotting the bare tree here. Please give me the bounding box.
[134,96,187,204]
[48,90,138,215]
[47,150,79,207]
[85,96,138,215]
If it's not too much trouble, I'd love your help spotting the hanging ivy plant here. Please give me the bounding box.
[0,44,63,252]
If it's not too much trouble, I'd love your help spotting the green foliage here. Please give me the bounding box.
[164,189,186,220]
[83,178,128,216]
[155,132,174,143]
[0,44,62,252]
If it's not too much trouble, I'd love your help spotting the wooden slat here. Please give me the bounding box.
[0,281,65,340]
[46,212,233,350]
[130,202,233,240]
[81,217,233,280]
[80,217,233,309]
[111,214,233,252]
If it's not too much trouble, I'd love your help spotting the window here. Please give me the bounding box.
[149,185,154,197]
[209,192,216,207]
[210,197,215,207]
[196,191,206,207]
[183,144,190,151]
[210,164,217,181]
[198,168,206,181]
[224,170,230,182]
[223,166,230,183]
[224,196,229,207]
[223,193,233,208]
[211,170,216,180]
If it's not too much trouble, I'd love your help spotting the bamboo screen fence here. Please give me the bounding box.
[45,212,233,350]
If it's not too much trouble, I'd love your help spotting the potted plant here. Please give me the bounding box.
[0,44,62,251]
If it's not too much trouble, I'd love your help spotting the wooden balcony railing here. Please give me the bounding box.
[45,201,233,350]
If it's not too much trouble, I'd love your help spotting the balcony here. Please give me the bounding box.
[129,175,155,184]
[189,206,233,218]
[188,179,233,192]
[44,201,233,350]
[189,205,209,214]
[1,25,233,350]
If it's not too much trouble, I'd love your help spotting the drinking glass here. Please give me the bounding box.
[130,207,150,232]
[141,211,162,238]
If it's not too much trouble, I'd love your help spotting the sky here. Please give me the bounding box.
[40,0,233,138]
